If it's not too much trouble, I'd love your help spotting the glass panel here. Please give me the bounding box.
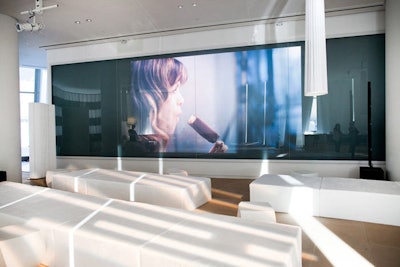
[39,68,48,103]
[19,67,35,93]
[20,93,35,157]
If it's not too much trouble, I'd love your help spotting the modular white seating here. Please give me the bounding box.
[319,177,400,226]
[250,174,400,226]
[250,174,322,216]
[0,182,302,267]
[0,214,45,267]
[44,168,70,188]
[165,168,189,176]
[47,168,211,210]
[237,201,276,223]
[291,170,319,177]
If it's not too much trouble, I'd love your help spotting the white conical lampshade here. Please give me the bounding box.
[304,0,328,96]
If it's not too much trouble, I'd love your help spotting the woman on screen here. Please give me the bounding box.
[130,58,188,152]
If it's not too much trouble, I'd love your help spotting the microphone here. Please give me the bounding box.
[188,115,219,143]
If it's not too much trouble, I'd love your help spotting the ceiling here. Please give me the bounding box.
[0,0,385,68]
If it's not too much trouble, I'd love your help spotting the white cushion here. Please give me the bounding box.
[237,201,276,223]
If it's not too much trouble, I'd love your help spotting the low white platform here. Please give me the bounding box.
[291,170,319,177]
[319,177,400,226]
[0,182,302,267]
[165,168,188,176]
[47,168,211,210]
[250,174,400,226]
[44,168,70,188]
[237,201,276,223]
[250,174,322,216]
[0,214,45,267]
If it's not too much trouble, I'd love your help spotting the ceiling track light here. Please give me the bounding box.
[16,0,59,33]
[16,22,43,32]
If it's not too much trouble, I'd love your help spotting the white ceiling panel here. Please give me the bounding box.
[0,0,385,67]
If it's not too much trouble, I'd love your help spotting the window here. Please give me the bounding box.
[308,96,318,133]
[19,67,47,160]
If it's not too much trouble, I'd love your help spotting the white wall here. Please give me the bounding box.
[0,14,22,183]
[385,0,400,181]
[48,11,387,179]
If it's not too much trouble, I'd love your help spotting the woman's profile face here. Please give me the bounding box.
[157,82,184,135]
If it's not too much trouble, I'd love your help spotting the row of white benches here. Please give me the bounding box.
[46,168,279,224]
[0,178,301,266]
[8,167,396,266]
[250,174,400,226]
[46,168,212,210]
[47,168,400,226]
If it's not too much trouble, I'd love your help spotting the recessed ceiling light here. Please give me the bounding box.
[178,5,183,9]
[192,3,197,7]
[74,20,81,24]
[86,19,93,22]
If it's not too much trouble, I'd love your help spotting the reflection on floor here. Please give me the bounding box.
[22,175,400,267]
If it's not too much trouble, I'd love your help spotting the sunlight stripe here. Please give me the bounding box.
[68,199,113,267]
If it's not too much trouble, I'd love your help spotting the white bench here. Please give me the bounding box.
[44,168,69,188]
[0,182,302,267]
[237,201,276,223]
[291,170,319,177]
[250,174,400,226]
[47,168,211,210]
[250,174,322,216]
[319,177,400,226]
[0,214,45,267]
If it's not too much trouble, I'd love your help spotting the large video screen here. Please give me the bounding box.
[124,46,302,156]
[52,35,386,160]
[53,44,303,158]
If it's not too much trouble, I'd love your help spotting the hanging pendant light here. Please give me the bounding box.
[304,0,328,96]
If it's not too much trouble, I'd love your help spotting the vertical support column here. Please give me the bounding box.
[385,0,400,181]
[29,103,56,178]
[0,14,22,183]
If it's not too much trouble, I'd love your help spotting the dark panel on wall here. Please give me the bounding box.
[98,62,119,157]
[52,60,119,156]
[61,107,90,155]
[326,34,385,160]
